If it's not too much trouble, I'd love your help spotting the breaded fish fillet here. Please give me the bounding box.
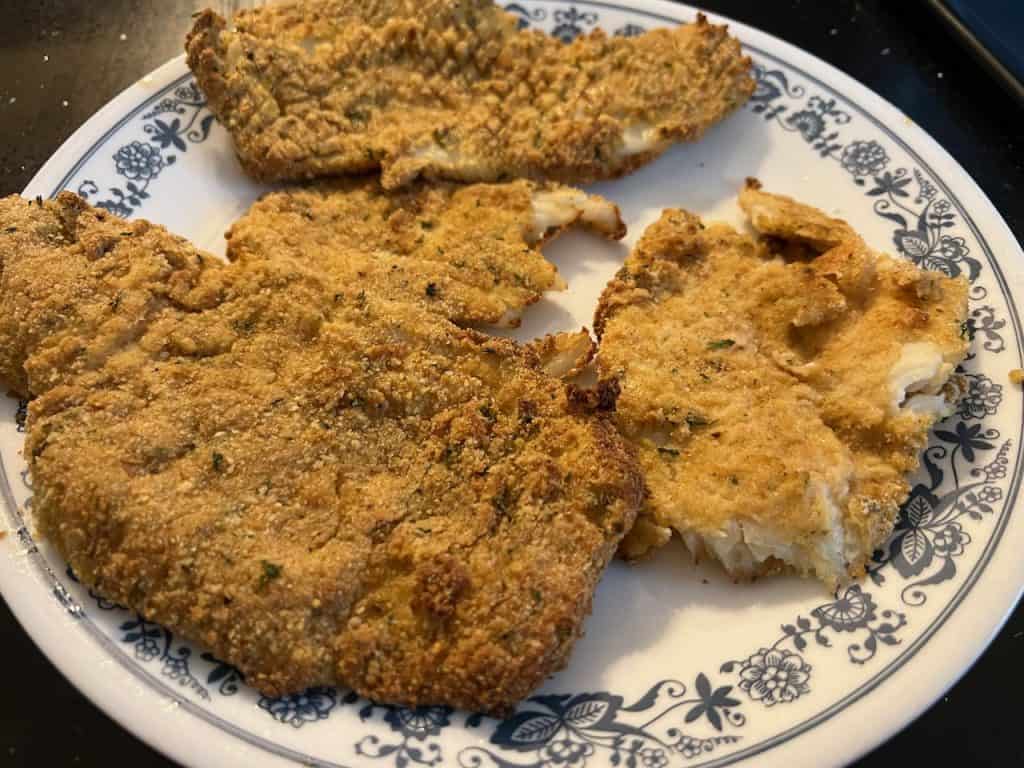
[186,0,753,187]
[595,182,968,586]
[227,179,624,327]
[0,193,642,712]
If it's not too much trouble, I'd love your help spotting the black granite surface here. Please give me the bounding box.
[0,1,1021,766]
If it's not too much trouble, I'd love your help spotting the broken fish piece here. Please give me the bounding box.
[595,181,968,586]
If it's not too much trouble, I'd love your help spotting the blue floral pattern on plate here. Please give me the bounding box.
[74,81,214,218]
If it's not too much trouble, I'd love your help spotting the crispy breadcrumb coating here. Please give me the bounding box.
[186,0,753,187]
[0,193,642,713]
[226,179,623,328]
[595,182,968,586]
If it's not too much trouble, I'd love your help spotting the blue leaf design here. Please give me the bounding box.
[492,712,561,750]
[194,114,216,143]
[695,673,712,699]
[897,528,933,577]
[621,679,685,712]
[684,703,705,723]
[905,555,958,594]
[961,254,982,281]
[563,696,615,727]
[710,686,741,709]
[877,209,908,228]
[894,228,930,258]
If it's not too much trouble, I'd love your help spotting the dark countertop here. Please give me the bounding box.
[0,1,1021,766]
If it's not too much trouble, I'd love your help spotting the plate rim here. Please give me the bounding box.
[2,2,1022,767]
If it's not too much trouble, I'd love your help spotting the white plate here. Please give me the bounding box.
[2,2,1022,767]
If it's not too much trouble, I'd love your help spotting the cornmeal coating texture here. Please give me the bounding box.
[186,0,753,187]
[595,182,968,585]
[0,193,642,712]
[227,178,624,327]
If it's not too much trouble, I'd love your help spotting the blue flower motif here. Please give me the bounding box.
[738,649,810,706]
[812,586,876,632]
[931,523,968,558]
[135,637,160,662]
[976,485,1003,504]
[675,734,738,759]
[174,81,204,104]
[639,747,669,768]
[383,705,452,740]
[957,374,1003,420]
[684,673,741,731]
[113,141,164,181]
[785,109,825,141]
[551,7,597,43]
[867,170,911,197]
[141,97,185,119]
[937,235,968,263]
[935,421,995,463]
[258,687,337,728]
[913,169,938,200]
[162,653,192,682]
[540,738,594,765]
[840,140,889,177]
[887,485,976,579]
[148,118,188,152]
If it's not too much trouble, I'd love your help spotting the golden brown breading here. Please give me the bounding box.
[0,193,642,713]
[226,178,624,327]
[185,1,753,187]
[738,177,855,251]
[595,184,968,586]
